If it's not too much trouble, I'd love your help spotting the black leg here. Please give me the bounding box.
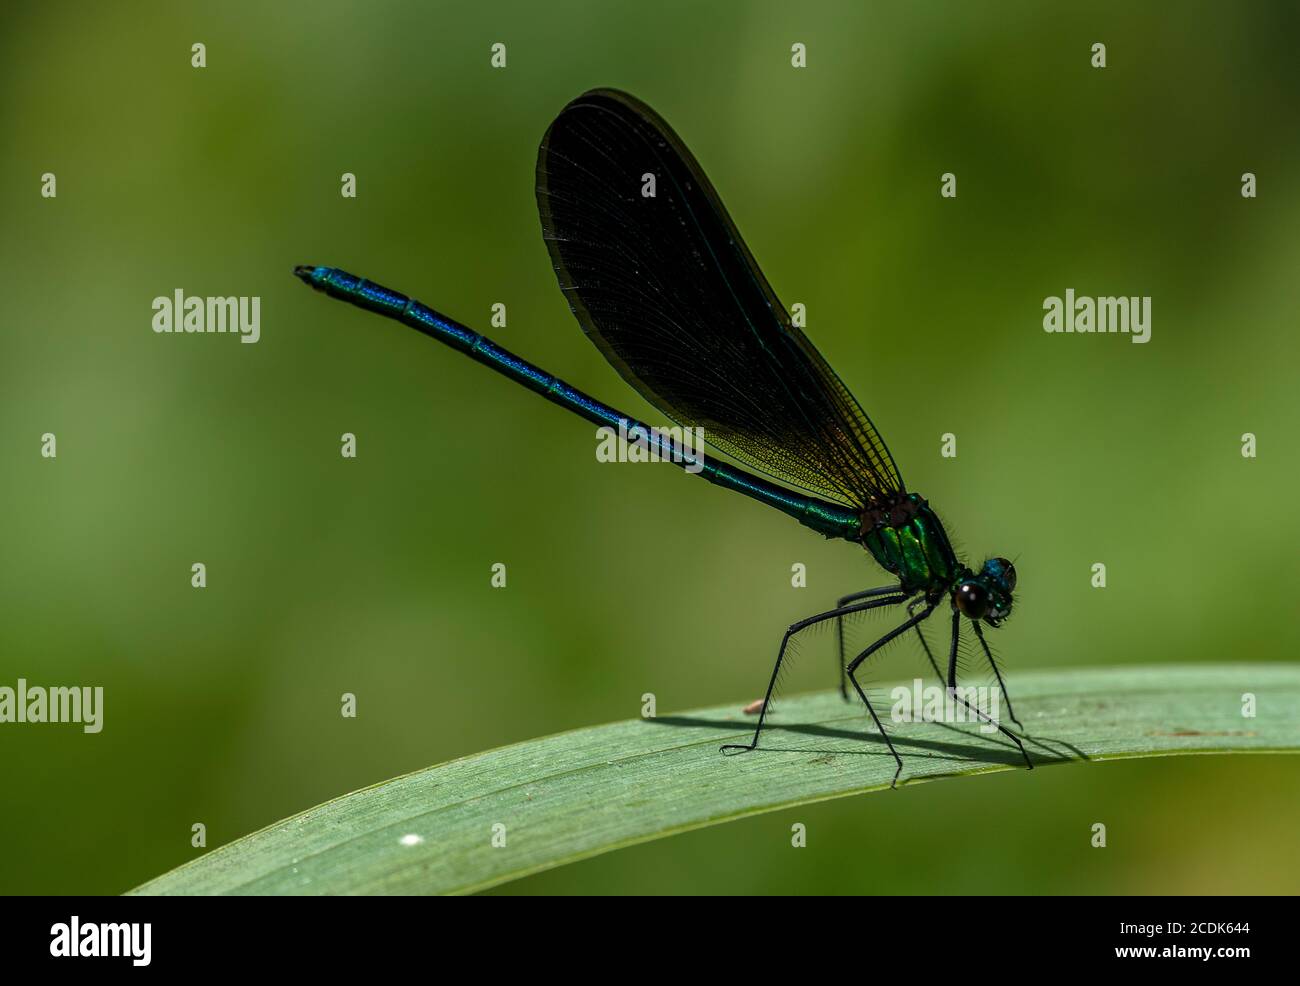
[908,597,945,683]
[843,599,939,787]
[971,619,1023,729]
[834,584,903,701]
[945,612,1032,769]
[723,593,906,757]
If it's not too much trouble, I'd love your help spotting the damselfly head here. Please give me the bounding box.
[954,557,1016,627]
[982,557,1016,593]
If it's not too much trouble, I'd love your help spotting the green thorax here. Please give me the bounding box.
[861,493,960,595]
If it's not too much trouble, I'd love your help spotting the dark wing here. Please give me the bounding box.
[536,88,903,509]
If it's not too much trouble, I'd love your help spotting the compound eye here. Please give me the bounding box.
[994,558,1017,592]
[955,582,989,620]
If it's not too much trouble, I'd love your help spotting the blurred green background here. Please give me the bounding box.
[2,0,1297,895]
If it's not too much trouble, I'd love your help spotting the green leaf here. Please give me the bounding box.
[129,664,1297,895]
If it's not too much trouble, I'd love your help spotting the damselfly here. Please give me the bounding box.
[295,89,1031,784]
